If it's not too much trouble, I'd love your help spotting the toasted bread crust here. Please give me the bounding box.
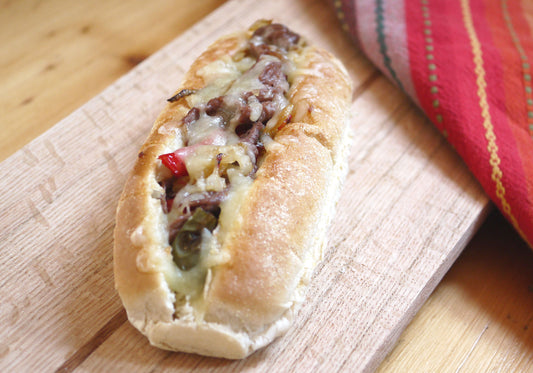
[114,25,352,358]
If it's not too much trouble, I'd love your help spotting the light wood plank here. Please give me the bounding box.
[378,211,533,372]
[0,0,226,162]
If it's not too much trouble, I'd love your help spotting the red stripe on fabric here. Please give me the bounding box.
[436,0,493,189]
[504,0,533,215]
[404,2,425,113]
[406,0,533,241]
[500,0,533,231]
[406,0,488,160]
[521,0,533,43]
[510,1,533,66]
[404,1,440,129]
[471,0,533,237]
[341,0,360,45]
[485,3,526,127]
[430,0,480,148]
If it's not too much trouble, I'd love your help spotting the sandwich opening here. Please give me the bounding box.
[153,20,307,304]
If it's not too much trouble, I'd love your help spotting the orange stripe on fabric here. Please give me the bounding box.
[460,0,529,245]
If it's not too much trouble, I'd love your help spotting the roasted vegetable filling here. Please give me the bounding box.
[157,21,301,273]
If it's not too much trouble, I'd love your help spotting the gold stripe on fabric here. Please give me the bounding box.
[460,0,528,242]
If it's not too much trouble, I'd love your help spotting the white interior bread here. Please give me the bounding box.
[113,20,353,359]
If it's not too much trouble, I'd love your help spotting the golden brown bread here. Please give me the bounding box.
[114,21,352,358]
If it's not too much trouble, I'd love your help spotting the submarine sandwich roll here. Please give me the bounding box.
[114,20,352,358]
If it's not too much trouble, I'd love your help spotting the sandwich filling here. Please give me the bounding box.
[155,21,303,299]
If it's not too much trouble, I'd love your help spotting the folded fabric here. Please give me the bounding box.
[334,0,533,248]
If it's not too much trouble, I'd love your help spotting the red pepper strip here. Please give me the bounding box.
[158,152,188,177]
[166,198,174,213]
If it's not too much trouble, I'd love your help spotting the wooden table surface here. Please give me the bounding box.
[2,0,532,371]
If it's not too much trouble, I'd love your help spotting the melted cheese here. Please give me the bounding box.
[162,229,217,297]
[159,43,306,301]
[187,114,225,146]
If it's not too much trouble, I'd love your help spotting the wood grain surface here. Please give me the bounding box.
[0,0,531,372]
[378,211,533,372]
[0,0,226,163]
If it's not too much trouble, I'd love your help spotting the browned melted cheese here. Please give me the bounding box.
[157,22,313,302]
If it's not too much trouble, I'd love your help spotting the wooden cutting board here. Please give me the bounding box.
[0,0,489,371]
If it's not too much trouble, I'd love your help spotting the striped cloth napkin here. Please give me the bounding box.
[334,0,533,248]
